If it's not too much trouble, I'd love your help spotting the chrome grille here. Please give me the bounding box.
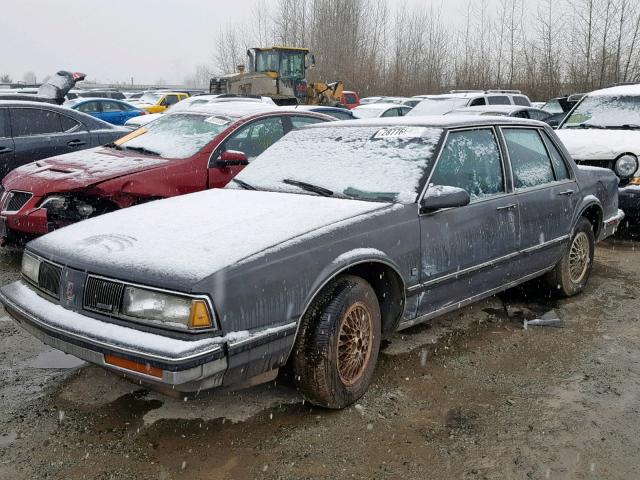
[38,262,62,298]
[84,276,124,314]
[3,191,32,212]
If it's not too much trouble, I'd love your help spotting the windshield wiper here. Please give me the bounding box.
[615,124,640,130]
[123,145,161,156]
[282,178,334,197]
[231,178,257,190]
[565,123,607,129]
[104,142,122,150]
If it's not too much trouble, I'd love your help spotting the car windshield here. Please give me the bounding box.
[562,94,640,128]
[230,125,444,203]
[117,113,230,158]
[407,98,470,115]
[352,106,386,118]
[139,93,161,104]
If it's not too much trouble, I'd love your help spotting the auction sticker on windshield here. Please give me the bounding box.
[204,116,231,126]
[373,126,431,139]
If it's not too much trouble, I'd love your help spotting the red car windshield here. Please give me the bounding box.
[118,113,231,159]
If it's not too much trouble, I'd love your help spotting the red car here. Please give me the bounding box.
[0,103,332,245]
[341,91,361,109]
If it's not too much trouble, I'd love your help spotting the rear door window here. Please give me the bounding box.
[0,109,7,138]
[381,108,400,118]
[10,108,64,137]
[290,116,326,128]
[102,101,124,112]
[60,115,80,132]
[488,96,511,105]
[224,116,285,160]
[77,101,100,114]
[429,128,504,199]
[513,95,531,106]
[503,128,555,189]
[541,133,570,181]
[165,95,180,106]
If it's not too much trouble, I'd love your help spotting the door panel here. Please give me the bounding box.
[416,128,520,318]
[502,127,578,276]
[0,109,15,179]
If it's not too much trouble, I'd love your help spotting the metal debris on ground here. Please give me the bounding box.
[523,310,565,330]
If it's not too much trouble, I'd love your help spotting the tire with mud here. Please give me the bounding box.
[291,275,381,409]
[545,217,595,297]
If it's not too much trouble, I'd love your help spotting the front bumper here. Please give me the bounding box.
[602,208,625,239]
[0,281,228,389]
[0,281,298,392]
[619,186,640,218]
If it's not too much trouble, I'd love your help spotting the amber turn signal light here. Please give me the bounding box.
[189,300,212,329]
[105,354,163,379]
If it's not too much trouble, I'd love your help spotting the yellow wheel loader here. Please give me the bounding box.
[210,46,344,106]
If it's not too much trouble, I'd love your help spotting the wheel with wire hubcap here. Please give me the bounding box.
[545,217,595,297]
[291,275,381,409]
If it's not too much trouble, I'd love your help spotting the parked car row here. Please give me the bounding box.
[0,82,635,411]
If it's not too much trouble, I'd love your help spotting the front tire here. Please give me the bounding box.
[546,217,595,296]
[292,275,381,409]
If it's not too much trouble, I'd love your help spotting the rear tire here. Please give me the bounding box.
[545,217,595,297]
[291,275,381,409]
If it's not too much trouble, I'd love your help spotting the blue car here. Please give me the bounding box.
[63,98,145,126]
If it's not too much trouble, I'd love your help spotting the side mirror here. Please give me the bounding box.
[420,186,470,212]
[215,150,249,168]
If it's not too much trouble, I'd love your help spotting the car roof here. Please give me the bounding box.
[588,84,640,97]
[354,102,405,110]
[279,105,350,113]
[304,115,548,130]
[452,105,525,113]
[178,102,303,118]
[0,99,65,108]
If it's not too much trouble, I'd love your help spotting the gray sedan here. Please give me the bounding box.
[0,117,623,409]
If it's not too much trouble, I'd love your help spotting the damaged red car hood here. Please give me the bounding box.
[2,147,169,194]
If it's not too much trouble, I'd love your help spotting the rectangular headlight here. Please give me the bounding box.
[121,286,212,330]
[22,253,41,284]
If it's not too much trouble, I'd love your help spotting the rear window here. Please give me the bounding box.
[344,93,358,104]
[408,98,470,115]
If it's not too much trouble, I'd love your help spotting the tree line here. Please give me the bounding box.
[209,0,640,101]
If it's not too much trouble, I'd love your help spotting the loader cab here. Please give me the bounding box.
[247,47,312,81]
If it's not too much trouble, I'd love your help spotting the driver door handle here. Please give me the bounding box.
[67,139,87,147]
[558,189,574,196]
[0,147,12,154]
[496,203,517,211]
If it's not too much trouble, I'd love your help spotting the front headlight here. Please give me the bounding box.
[21,253,41,284]
[121,286,212,330]
[615,154,638,178]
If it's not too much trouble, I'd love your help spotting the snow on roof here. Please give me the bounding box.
[354,102,403,110]
[172,101,281,118]
[588,84,640,97]
[451,105,522,113]
[306,114,545,130]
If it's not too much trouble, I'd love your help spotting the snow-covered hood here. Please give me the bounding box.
[2,147,169,194]
[557,128,640,161]
[29,189,393,285]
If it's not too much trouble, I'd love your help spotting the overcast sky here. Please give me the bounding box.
[2,0,543,85]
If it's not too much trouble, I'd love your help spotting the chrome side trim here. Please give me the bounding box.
[398,265,555,330]
[228,322,297,349]
[407,235,569,293]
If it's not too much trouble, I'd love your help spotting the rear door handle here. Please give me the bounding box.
[558,190,574,196]
[67,139,87,147]
[496,203,517,211]
[0,147,12,155]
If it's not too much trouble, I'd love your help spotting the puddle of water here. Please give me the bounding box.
[27,349,87,369]
[0,431,18,448]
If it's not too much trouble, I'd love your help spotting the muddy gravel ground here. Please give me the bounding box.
[0,235,639,480]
